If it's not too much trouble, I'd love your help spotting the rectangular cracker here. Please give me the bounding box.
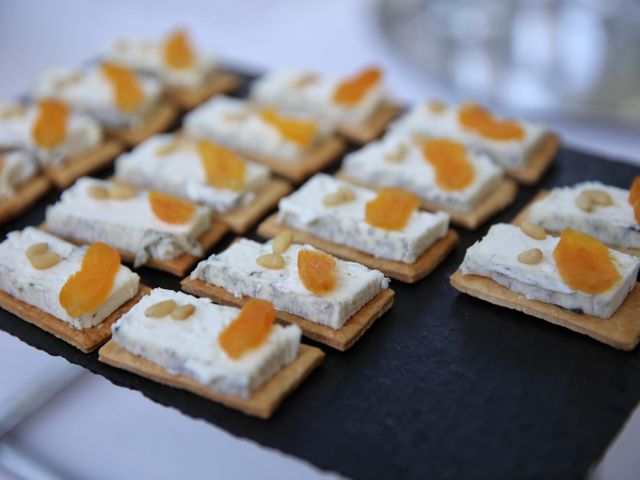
[512,190,640,257]
[0,285,150,353]
[107,99,179,147]
[0,175,50,225]
[335,170,518,230]
[450,269,640,351]
[337,102,403,145]
[99,339,324,419]
[243,136,345,184]
[257,213,458,283]
[217,178,292,234]
[43,221,228,277]
[505,133,560,185]
[181,277,395,351]
[164,71,242,111]
[43,141,124,189]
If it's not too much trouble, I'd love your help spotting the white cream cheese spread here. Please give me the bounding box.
[115,133,270,213]
[0,227,139,328]
[527,182,640,250]
[277,174,450,263]
[112,288,301,398]
[30,65,162,128]
[184,95,332,161]
[342,133,504,212]
[45,178,211,267]
[0,150,38,198]
[191,238,389,329]
[460,223,640,318]
[390,102,548,170]
[0,101,102,166]
[250,68,387,126]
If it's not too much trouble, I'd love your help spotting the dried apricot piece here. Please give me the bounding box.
[553,228,620,295]
[260,108,317,148]
[101,62,144,113]
[163,30,194,70]
[198,140,246,191]
[459,103,524,141]
[297,249,337,295]
[422,138,475,191]
[365,188,420,231]
[629,177,640,206]
[59,243,121,317]
[333,67,382,106]
[219,299,275,359]
[148,190,196,224]
[32,99,69,149]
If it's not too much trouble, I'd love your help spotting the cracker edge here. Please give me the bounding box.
[43,141,124,189]
[0,175,50,225]
[243,136,345,184]
[181,277,395,351]
[42,221,229,277]
[257,213,458,283]
[337,102,403,145]
[511,190,640,257]
[217,178,292,234]
[505,133,560,185]
[98,340,324,419]
[164,71,242,111]
[0,285,150,353]
[107,99,180,147]
[450,270,640,351]
[336,170,519,230]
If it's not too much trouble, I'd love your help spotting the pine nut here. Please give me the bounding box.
[575,191,593,212]
[520,221,546,240]
[585,189,613,206]
[256,252,285,269]
[109,183,136,200]
[384,143,407,163]
[155,141,179,156]
[293,73,319,89]
[30,252,61,269]
[171,304,196,320]
[87,185,109,199]
[427,100,446,113]
[323,186,355,207]
[26,242,49,259]
[518,248,543,265]
[272,230,293,254]
[145,300,177,317]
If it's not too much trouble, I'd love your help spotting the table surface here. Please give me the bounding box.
[1,1,640,479]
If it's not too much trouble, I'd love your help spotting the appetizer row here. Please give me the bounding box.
[0,225,397,417]
[452,176,640,350]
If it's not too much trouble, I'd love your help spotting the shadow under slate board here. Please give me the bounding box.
[1,69,640,480]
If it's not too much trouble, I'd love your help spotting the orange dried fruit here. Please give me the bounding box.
[365,188,420,231]
[101,62,144,113]
[297,249,337,295]
[219,299,275,359]
[553,228,620,295]
[459,103,525,141]
[260,108,317,148]
[333,67,382,106]
[198,140,246,191]
[629,176,640,206]
[163,30,194,69]
[32,99,69,149]
[634,199,640,224]
[422,138,475,191]
[59,243,121,317]
[148,190,196,224]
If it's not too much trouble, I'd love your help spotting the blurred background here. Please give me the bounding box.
[0,0,639,479]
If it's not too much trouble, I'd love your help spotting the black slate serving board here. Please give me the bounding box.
[2,70,640,480]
